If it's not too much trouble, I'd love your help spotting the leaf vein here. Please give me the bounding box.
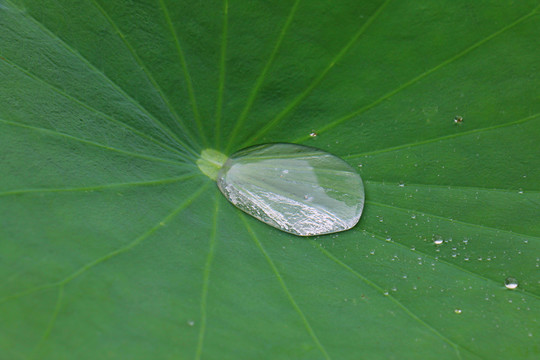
[0,119,186,166]
[89,0,205,150]
[295,5,540,142]
[242,216,331,360]
[366,200,540,241]
[0,54,193,161]
[214,0,229,149]
[345,112,540,158]
[158,0,206,148]
[195,195,220,360]
[313,242,463,360]
[241,0,392,148]
[226,0,301,152]
[0,173,200,197]
[4,0,198,157]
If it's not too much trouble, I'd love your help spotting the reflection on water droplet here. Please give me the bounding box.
[398,182,405,187]
[309,131,318,137]
[433,235,443,245]
[216,143,365,236]
[454,309,462,314]
[187,320,195,326]
[383,291,389,296]
[504,277,519,290]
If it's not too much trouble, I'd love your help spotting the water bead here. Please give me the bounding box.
[199,143,365,236]
[504,277,518,290]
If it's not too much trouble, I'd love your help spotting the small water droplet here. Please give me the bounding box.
[309,131,318,137]
[504,277,519,290]
[357,164,363,168]
[187,320,195,326]
[433,235,443,245]
[398,182,405,187]
[383,291,389,296]
[385,236,392,242]
[454,116,463,124]
[454,309,462,314]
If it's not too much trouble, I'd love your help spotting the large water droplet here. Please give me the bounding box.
[504,277,519,290]
[215,143,364,236]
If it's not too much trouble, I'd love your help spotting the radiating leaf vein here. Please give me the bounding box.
[3,0,199,157]
[367,200,540,243]
[195,195,220,360]
[242,215,331,360]
[295,5,540,142]
[0,119,186,166]
[0,173,200,197]
[313,242,464,360]
[89,0,204,150]
[240,0,393,148]
[0,54,192,161]
[344,112,540,159]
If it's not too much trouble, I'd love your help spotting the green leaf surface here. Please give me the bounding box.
[1,0,539,359]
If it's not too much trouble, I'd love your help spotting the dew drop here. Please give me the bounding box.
[398,182,405,187]
[433,235,444,245]
[187,320,195,326]
[504,277,519,290]
[454,309,462,314]
[309,131,318,137]
[210,143,365,236]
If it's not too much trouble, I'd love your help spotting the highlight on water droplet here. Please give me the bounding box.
[433,235,444,245]
[200,143,365,236]
[309,131,318,137]
[504,277,519,290]
[454,309,462,315]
